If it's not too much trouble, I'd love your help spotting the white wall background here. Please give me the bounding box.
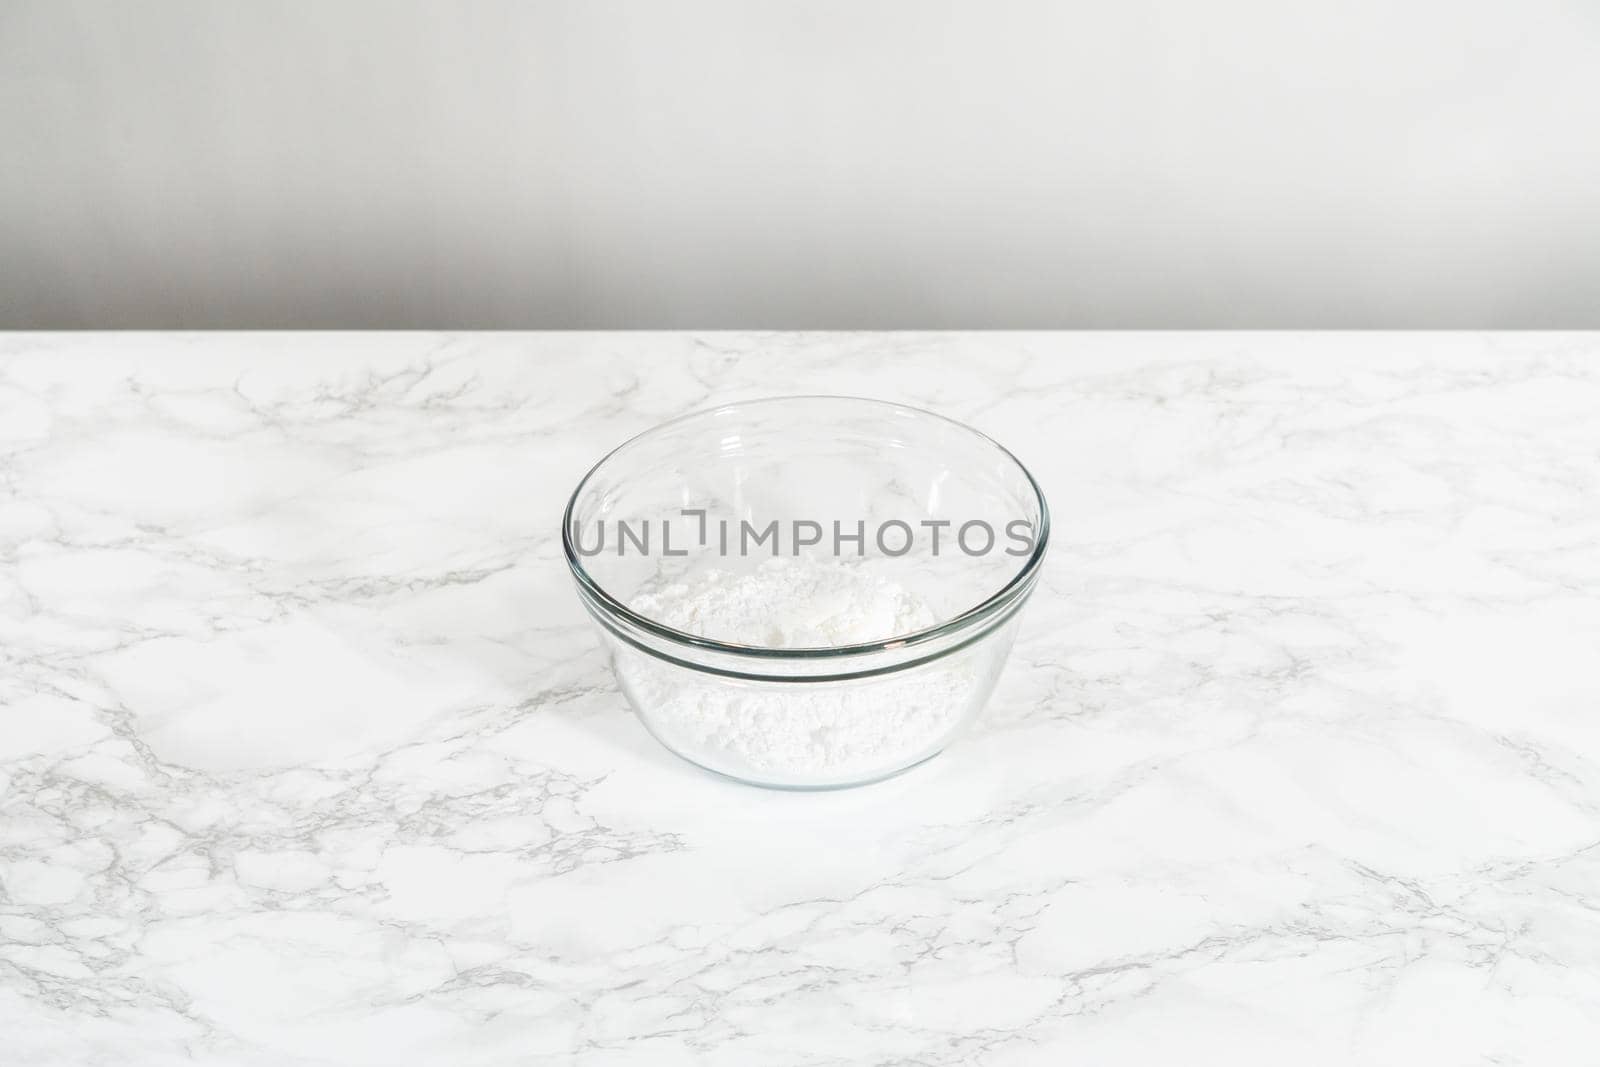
[3,0,1599,327]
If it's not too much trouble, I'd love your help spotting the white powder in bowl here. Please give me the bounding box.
[630,557,937,648]
[617,558,980,783]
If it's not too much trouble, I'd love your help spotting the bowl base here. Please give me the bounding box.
[634,714,952,791]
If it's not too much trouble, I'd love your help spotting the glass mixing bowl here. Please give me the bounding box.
[562,396,1050,789]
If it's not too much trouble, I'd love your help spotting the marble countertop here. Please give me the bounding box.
[4,333,1599,1065]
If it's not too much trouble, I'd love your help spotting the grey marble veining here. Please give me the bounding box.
[3,333,1600,1064]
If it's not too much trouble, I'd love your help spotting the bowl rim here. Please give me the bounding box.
[561,395,1051,660]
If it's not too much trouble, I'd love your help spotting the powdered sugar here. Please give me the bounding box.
[630,558,936,648]
[616,558,977,783]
